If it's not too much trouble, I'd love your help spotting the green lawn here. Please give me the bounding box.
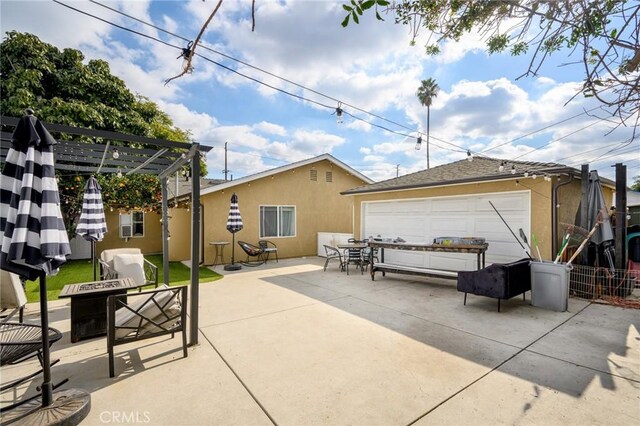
[25,255,222,303]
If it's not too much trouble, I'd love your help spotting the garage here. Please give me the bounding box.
[361,190,531,271]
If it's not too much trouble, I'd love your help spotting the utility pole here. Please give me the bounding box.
[223,141,229,181]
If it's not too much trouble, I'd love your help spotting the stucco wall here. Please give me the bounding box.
[169,159,368,263]
[167,207,192,261]
[349,177,556,259]
[97,210,163,255]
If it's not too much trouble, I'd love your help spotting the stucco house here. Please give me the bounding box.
[167,154,372,263]
[341,157,615,271]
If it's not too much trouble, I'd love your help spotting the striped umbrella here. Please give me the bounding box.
[0,111,70,280]
[224,193,243,270]
[0,111,80,413]
[76,176,108,280]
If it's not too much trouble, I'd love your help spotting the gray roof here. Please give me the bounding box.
[168,176,226,199]
[342,157,600,195]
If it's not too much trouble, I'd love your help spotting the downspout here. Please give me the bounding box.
[552,174,573,257]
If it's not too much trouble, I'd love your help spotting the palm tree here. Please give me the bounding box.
[416,78,439,169]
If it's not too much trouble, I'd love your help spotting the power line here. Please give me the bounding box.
[481,106,603,154]
[49,0,637,177]
[80,0,592,159]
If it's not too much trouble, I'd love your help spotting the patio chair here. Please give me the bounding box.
[0,322,68,410]
[258,240,279,263]
[344,247,365,275]
[237,241,266,266]
[107,285,188,378]
[323,245,345,272]
[99,248,158,291]
[1,270,27,323]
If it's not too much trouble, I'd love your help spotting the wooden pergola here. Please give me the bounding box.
[0,115,214,346]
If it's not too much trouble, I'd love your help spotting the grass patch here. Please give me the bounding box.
[25,254,222,303]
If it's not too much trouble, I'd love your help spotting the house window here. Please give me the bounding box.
[325,171,333,182]
[260,205,296,238]
[119,211,145,238]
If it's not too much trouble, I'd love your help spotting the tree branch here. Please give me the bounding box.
[165,0,224,85]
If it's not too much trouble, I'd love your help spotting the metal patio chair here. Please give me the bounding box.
[237,241,266,266]
[99,248,158,291]
[323,245,345,272]
[258,240,279,263]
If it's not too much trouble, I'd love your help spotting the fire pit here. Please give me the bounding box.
[59,278,138,342]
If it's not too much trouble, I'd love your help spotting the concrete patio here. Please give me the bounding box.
[2,257,639,425]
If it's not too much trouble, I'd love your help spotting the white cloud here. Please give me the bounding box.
[254,121,287,136]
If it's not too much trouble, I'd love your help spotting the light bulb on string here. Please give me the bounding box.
[511,165,516,175]
[532,172,537,179]
[116,169,123,179]
[498,161,505,172]
[524,171,529,177]
[467,150,473,162]
[112,149,120,159]
[415,135,422,151]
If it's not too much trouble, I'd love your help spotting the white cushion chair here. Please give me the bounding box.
[1,270,27,323]
[107,285,187,377]
[99,248,158,290]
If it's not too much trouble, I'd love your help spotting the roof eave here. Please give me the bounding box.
[341,167,581,196]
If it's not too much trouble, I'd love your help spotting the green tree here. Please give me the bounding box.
[1,31,200,237]
[632,176,640,191]
[416,78,439,169]
[342,1,639,134]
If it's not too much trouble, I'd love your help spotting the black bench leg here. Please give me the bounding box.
[463,292,467,306]
[497,299,501,312]
[523,292,526,301]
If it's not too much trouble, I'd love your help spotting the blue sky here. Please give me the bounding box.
[1,0,638,184]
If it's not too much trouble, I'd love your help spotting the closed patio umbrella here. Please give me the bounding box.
[0,110,89,422]
[576,170,615,271]
[224,192,243,271]
[76,176,108,280]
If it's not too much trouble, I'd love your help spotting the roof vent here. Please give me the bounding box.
[310,169,317,181]
[326,171,333,182]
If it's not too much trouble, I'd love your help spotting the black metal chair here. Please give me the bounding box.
[323,245,345,272]
[107,285,188,378]
[344,248,365,275]
[237,241,266,266]
[258,240,279,263]
[0,322,68,412]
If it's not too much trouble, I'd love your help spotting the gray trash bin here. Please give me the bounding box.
[530,262,571,312]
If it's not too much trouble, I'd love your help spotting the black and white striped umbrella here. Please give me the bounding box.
[76,176,107,242]
[0,112,71,280]
[226,192,243,233]
[225,193,243,270]
[0,111,75,412]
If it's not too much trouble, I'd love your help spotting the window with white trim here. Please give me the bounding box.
[119,211,145,238]
[260,205,296,238]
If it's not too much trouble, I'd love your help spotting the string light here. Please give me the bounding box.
[532,172,537,179]
[112,149,120,159]
[467,150,473,162]
[498,161,505,172]
[116,169,123,178]
[511,165,516,174]
[524,171,529,177]
[335,104,343,124]
[415,135,422,151]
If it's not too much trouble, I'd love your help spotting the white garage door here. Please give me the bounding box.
[362,191,531,271]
